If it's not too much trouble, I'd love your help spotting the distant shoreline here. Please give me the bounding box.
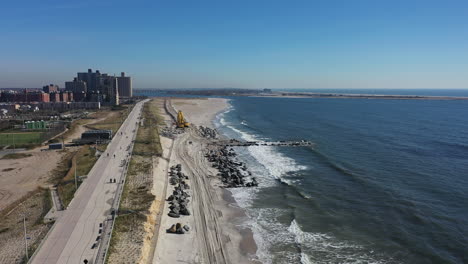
[252,92,468,100]
[135,89,468,100]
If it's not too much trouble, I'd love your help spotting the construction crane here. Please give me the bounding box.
[176,110,190,128]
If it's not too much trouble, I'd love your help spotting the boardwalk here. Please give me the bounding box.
[30,100,146,264]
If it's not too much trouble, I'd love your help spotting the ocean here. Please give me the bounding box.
[212,92,468,263]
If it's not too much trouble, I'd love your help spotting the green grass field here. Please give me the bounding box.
[0,132,44,146]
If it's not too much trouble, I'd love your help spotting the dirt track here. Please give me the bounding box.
[176,130,229,263]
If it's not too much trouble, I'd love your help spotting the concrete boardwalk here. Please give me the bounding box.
[31,100,146,264]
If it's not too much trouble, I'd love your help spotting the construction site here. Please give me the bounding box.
[1,96,314,264]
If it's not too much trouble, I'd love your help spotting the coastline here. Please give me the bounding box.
[211,101,260,263]
[250,93,468,100]
[152,97,259,264]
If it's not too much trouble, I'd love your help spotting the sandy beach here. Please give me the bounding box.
[151,97,258,264]
[0,149,63,212]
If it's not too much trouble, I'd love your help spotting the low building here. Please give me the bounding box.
[49,92,60,102]
[69,101,100,110]
[66,91,74,102]
[0,90,50,103]
[59,91,73,102]
[0,103,20,112]
[37,102,101,111]
[49,143,63,149]
[81,129,112,140]
[25,120,49,130]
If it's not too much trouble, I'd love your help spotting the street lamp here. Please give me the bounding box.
[23,213,29,260]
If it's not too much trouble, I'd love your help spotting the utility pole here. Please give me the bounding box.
[23,214,29,261]
[75,157,78,190]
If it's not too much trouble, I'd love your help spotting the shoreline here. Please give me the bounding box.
[251,93,468,100]
[134,89,468,100]
[211,100,260,260]
[210,99,260,263]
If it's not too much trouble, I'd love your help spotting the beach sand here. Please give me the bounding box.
[151,97,259,264]
[0,149,63,212]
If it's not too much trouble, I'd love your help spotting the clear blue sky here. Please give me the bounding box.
[0,0,467,89]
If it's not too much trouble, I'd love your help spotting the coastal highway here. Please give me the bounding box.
[31,100,147,264]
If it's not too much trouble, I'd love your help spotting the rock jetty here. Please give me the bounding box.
[205,146,258,188]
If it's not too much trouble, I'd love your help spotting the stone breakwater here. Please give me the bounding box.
[167,164,191,219]
[206,146,258,188]
[198,126,218,139]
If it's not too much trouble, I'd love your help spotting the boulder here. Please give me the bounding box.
[180,208,191,215]
[166,224,177,233]
[168,212,180,218]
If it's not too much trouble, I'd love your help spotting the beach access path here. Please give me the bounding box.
[30,99,147,264]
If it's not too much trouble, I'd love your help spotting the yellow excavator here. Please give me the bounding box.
[176,110,190,128]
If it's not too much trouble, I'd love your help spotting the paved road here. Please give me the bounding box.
[31,100,147,264]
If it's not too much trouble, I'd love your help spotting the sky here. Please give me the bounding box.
[0,0,467,89]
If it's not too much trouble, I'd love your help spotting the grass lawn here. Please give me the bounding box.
[0,132,44,146]
[87,105,133,133]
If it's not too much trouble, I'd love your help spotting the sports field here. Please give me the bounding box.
[0,132,44,146]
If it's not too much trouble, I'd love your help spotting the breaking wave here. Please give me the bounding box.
[217,109,314,263]
[218,115,307,187]
[287,219,388,264]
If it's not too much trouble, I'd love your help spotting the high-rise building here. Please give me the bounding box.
[77,69,100,92]
[65,78,87,93]
[43,84,59,93]
[117,72,132,97]
[71,69,124,105]
[97,74,119,105]
[73,91,86,102]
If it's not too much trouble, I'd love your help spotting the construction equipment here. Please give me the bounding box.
[176,111,190,128]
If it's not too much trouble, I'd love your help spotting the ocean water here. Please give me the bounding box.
[214,95,468,264]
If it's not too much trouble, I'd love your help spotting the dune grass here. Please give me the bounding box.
[53,146,98,208]
[107,99,161,263]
